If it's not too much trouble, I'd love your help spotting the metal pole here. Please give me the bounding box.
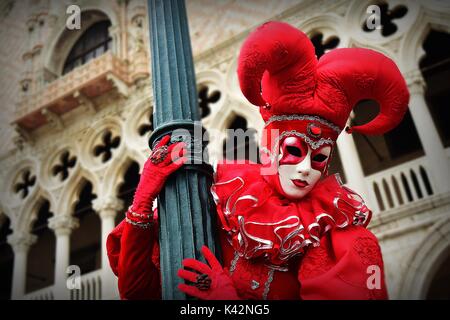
[147,0,220,299]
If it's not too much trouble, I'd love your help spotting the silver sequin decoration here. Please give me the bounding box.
[251,280,260,290]
[274,130,335,151]
[263,269,275,300]
[265,114,341,134]
[229,251,240,275]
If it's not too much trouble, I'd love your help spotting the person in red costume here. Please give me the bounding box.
[107,21,410,300]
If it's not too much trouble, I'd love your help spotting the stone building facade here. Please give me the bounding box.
[0,0,449,300]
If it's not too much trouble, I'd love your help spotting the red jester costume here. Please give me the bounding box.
[106,22,410,300]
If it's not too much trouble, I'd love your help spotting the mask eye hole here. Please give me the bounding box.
[286,146,302,157]
[312,154,328,162]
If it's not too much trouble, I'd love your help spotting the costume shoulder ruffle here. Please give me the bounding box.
[211,162,373,266]
[213,161,275,215]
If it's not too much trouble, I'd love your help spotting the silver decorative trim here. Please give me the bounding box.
[229,251,240,275]
[265,264,289,272]
[332,196,350,228]
[234,205,356,263]
[263,269,275,300]
[211,176,259,216]
[125,217,153,229]
[265,115,341,134]
[335,185,372,227]
[251,280,260,290]
[273,131,334,152]
[128,205,153,220]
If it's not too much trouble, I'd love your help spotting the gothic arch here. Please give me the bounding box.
[196,69,225,120]
[399,216,450,299]
[297,13,344,44]
[196,69,224,88]
[55,167,99,216]
[123,98,153,151]
[399,9,450,71]
[347,38,397,61]
[102,152,145,198]
[209,97,263,135]
[214,108,261,160]
[224,54,243,101]
[15,189,55,235]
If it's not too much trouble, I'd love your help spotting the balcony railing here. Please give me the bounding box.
[22,269,104,300]
[15,52,131,131]
[70,269,103,300]
[23,284,55,300]
[23,269,102,300]
[365,156,435,213]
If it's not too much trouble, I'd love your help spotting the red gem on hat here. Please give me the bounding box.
[308,123,322,138]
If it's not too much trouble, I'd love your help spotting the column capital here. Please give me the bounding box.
[92,196,124,219]
[48,215,79,236]
[404,70,426,95]
[7,232,37,253]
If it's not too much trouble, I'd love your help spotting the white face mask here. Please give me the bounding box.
[277,136,332,199]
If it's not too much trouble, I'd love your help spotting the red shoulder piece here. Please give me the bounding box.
[298,226,388,300]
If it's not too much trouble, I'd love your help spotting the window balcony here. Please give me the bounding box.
[14,52,131,132]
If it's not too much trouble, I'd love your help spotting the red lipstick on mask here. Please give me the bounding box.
[292,179,309,188]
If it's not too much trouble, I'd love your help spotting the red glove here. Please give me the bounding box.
[178,246,240,300]
[131,135,187,217]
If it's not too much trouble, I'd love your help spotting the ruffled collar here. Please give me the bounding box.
[212,162,371,267]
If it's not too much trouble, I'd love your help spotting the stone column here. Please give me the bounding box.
[7,232,37,299]
[406,70,450,193]
[48,215,79,300]
[336,124,374,210]
[92,196,124,299]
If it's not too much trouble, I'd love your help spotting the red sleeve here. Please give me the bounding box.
[106,216,161,300]
[298,225,388,300]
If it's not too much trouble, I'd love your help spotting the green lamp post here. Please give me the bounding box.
[147,0,221,299]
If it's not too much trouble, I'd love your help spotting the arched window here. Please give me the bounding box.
[426,253,450,299]
[116,161,140,226]
[420,30,450,147]
[70,181,100,275]
[26,200,55,294]
[62,20,112,75]
[351,100,424,175]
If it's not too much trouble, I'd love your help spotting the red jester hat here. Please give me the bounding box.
[237,21,410,164]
